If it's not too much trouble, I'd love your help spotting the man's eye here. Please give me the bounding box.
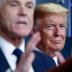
[27,5,33,8]
[26,4,33,9]
[60,24,67,29]
[45,24,55,30]
[26,2,33,9]
[10,3,18,6]
[10,1,19,7]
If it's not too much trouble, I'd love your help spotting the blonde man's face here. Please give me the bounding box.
[0,0,36,37]
[37,14,67,51]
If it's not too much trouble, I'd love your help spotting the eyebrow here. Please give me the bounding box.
[46,20,66,25]
[12,0,20,2]
[45,20,56,24]
[26,1,35,7]
[7,0,19,4]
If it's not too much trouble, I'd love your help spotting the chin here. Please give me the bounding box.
[11,33,25,38]
[17,33,29,37]
[55,47,63,51]
[51,46,63,51]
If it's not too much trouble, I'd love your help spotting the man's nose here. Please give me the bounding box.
[18,6,27,16]
[54,26,61,36]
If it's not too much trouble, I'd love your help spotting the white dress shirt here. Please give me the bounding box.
[0,36,34,72]
[53,56,59,67]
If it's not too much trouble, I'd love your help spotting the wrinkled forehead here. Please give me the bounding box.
[0,0,36,7]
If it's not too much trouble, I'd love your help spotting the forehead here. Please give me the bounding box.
[8,0,35,3]
[0,0,36,7]
[39,13,67,21]
[36,13,67,26]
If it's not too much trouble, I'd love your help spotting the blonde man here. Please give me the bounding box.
[32,3,70,72]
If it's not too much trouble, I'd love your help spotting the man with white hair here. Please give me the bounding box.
[0,0,41,72]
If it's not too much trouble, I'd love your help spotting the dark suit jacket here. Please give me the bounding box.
[0,48,10,72]
[32,50,56,72]
[49,57,72,72]
[61,36,72,59]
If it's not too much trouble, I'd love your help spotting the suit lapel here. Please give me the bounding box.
[33,50,56,72]
[0,48,10,72]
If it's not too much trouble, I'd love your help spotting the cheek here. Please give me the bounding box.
[63,30,66,36]
[29,11,34,19]
[42,29,53,42]
[3,9,15,23]
[41,30,53,44]
[27,23,33,34]
[27,13,34,29]
[46,30,54,39]
[5,7,18,20]
[3,14,17,33]
[1,11,11,30]
[61,29,66,38]
[29,14,34,23]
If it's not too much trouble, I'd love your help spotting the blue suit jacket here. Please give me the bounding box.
[32,50,56,72]
[61,36,72,59]
[0,48,10,72]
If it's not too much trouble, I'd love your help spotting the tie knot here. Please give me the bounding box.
[13,48,22,64]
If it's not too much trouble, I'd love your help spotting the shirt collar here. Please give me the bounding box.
[0,36,25,71]
[53,56,59,67]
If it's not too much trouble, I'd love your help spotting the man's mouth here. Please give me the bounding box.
[16,21,27,25]
[52,40,62,44]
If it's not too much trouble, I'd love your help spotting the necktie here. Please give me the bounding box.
[13,48,22,64]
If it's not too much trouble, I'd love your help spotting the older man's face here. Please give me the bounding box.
[0,0,36,37]
[37,14,67,51]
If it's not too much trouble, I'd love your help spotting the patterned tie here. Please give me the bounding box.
[13,48,22,64]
